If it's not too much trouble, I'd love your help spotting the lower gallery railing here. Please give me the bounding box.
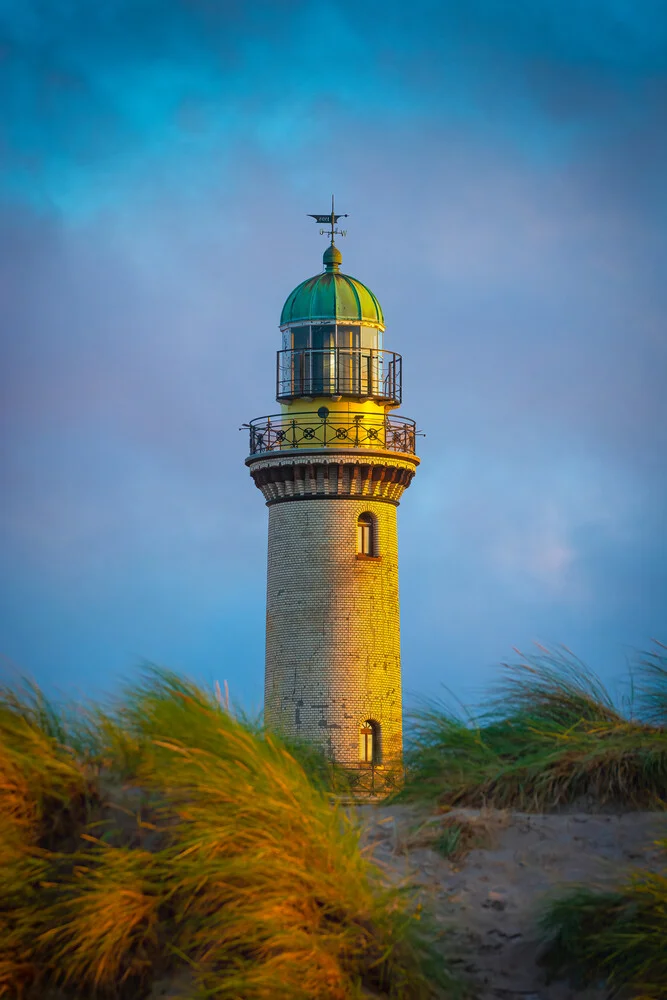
[246,411,418,456]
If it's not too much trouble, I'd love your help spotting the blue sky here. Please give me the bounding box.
[1,0,665,715]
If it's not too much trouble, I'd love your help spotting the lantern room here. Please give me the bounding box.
[277,242,402,405]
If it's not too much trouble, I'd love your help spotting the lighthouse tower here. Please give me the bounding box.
[245,202,419,768]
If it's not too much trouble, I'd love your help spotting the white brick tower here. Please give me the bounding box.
[245,201,419,767]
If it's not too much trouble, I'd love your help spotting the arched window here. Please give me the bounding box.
[360,720,380,764]
[357,513,377,557]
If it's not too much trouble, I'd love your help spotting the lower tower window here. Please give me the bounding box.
[360,720,380,764]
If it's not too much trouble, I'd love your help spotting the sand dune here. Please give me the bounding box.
[359,804,666,1000]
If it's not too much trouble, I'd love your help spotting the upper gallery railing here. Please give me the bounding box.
[276,348,402,404]
[246,411,418,456]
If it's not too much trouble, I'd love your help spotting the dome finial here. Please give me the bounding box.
[323,242,342,272]
[307,194,348,270]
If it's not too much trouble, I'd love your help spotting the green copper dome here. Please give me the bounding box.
[280,244,384,329]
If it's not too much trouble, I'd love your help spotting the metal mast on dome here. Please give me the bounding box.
[308,195,348,244]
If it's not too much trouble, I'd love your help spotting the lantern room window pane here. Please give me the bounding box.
[337,325,360,394]
[361,326,380,350]
[311,325,335,393]
[336,325,360,349]
[291,327,309,350]
[288,327,309,394]
[311,324,335,349]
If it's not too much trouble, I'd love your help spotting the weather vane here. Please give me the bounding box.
[308,194,348,244]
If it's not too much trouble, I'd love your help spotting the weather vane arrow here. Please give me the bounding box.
[308,194,348,243]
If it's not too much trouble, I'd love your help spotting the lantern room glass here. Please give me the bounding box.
[279,323,395,401]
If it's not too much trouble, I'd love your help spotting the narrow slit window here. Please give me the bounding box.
[357,513,374,556]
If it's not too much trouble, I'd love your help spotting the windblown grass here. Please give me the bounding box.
[398,642,667,810]
[635,640,667,727]
[539,839,667,998]
[0,666,458,999]
[276,734,355,795]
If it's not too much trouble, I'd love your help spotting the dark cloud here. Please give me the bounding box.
[1,1,666,212]
[0,2,665,706]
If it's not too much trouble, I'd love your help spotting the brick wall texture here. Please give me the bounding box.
[264,496,403,765]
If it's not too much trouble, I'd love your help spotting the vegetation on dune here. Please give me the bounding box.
[0,667,458,1000]
[3,642,665,998]
[397,642,667,810]
[635,639,667,727]
[395,642,667,998]
[275,734,355,795]
[539,839,667,999]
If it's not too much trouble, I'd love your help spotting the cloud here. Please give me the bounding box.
[0,1,665,705]
[1,0,666,213]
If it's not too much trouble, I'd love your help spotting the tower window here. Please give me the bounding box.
[360,720,380,764]
[356,512,377,557]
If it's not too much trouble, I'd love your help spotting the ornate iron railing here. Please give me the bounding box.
[246,410,418,456]
[276,348,402,404]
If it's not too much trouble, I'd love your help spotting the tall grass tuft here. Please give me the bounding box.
[635,639,667,727]
[0,666,457,999]
[539,839,667,998]
[277,734,355,794]
[398,645,667,810]
[0,677,103,997]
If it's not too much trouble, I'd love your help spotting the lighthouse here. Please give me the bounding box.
[245,201,419,768]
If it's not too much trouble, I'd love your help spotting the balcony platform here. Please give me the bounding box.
[246,410,418,457]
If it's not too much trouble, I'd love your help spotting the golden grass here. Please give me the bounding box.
[0,666,458,999]
[37,843,163,992]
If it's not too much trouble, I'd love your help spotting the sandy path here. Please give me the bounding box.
[357,804,667,1000]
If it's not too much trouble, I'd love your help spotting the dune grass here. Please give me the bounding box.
[635,639,667,727]
[0,667,458,1000]
[397,642,667,810]
[539,839,667,999]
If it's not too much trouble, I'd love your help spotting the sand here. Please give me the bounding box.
[357,803,667,1000]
